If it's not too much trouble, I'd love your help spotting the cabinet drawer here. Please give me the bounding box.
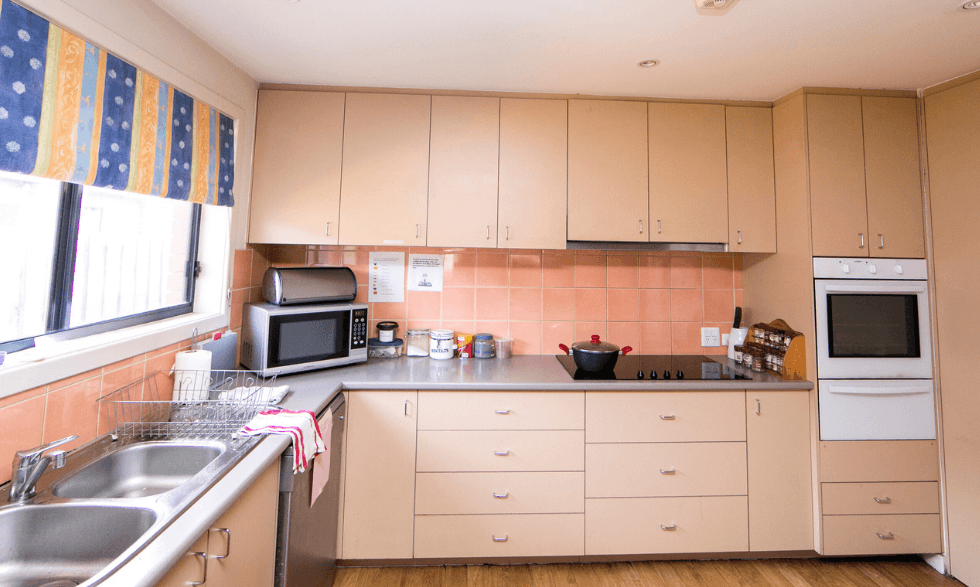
[414,514,584,558]
[418,391,584,430]
[586,391,746,442]
[416,472,584,514]
[586,496,748,555]
[586,442,746,498]
[822,514,941,555]
[822,482,940,515]
[417,431,585,472]
[819,440,940,482]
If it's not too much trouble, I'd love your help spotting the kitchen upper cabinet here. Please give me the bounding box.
[648,102,728,243]
[498,98,568,249]
[862,96,924,258]
[338,93,431,246]
[567,100,648,242]
[727,106,776,253]
[248,90,345,245]
[427,96,500,248]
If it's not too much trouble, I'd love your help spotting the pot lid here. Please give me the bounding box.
[570,335,620,354]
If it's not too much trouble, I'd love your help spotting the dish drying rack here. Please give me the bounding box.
[99,370,279,442]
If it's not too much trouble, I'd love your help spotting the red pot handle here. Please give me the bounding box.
[590,335,601,344]
[558,343,570,355]
[621,346,633,356]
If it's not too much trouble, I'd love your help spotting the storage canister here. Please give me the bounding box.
[377,321,399,343]
[429,329,455,360]
[474,333,495,359]
[368,338,403,358]
[405,329,431,357]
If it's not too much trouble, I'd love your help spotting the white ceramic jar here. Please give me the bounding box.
[429,329,455,360]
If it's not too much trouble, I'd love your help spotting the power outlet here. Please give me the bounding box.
[701,327,721,347]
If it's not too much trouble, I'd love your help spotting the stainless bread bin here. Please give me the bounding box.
[262,267,357,305]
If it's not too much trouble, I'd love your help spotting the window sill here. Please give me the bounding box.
[0,311,230,400]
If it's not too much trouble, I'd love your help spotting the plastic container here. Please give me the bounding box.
[474,333,495,359]
[405,329,431,357]
[377,321,399,343]
[368,338,403,358]
[494,337,513,359]
[429,329,455,360]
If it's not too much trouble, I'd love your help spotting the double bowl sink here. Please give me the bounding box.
[0,435,260,587]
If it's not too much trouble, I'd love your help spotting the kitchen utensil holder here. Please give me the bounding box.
[98,370,278,442]
[745,319,806,380]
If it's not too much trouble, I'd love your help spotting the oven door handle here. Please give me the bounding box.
[826,386,932,396]
[823,284,926,294]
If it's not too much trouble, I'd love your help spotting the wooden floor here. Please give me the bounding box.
[336,559,965,587]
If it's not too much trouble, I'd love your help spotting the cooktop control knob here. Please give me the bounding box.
[650,370,658,380]
[868,264,878,275]
[663,370,671,380]
[637,370,645,380]
[676,370,684,379]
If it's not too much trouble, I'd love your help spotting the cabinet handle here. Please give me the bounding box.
[660,414,675,420]
[416,224,420,238]
[325,222,331,236]
[661,524,677,531]
[876,532,895,540]
[639,220,644,234]
[737,230,742,245]
[404,400,409,416]
[492,535,509,542]
[878,234,885,249]
[874,496,892,504]
[660,468,676,475]
[493,450,510,456]
[211,528,231,560]
[505,226,509,241]
[188,551,208,586]
[658,220,662,234]
[493,492,509,499]
[487,226,491,240]
[858,233,865,249]
[494,409,510,414]
[756,399,761,416]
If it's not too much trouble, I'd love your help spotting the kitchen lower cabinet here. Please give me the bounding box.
[586,390,746,443]
[415,513,585,558]
[822,514,941,556]
[726,106,776,253]
[155,459,280,587]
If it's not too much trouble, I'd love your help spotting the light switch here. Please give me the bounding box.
[701,327,721,347]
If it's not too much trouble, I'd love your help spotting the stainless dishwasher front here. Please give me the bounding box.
[274,391,345,587]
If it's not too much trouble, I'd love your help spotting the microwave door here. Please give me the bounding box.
[268,311,351,368]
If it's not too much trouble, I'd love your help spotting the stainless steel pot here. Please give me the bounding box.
[559,335,633,372]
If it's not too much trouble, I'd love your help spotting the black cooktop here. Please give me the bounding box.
[556,354,751,381]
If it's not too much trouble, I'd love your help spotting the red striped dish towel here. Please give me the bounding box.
[239,409,326,473]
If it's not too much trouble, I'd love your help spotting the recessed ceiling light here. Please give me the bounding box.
[637,60,660,68]
[962,0,980,9]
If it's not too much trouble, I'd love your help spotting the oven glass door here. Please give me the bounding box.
[268,310,350,367]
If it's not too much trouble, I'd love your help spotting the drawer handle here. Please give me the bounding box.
[492,535,509,542]
[211,528,231,559]
[874,496,892,504]
[661,524,676,531]
[660,468,676,475]
[188,552,208,586]
[494,409,511,415]
[493,492,509,499]
[660,414,675,421]
[876,532,895,540]
[494,450,510,456]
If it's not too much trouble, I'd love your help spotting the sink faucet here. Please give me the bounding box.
[8,435,77,503]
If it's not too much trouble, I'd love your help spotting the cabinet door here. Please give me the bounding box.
[248,90,345,245]
[498,98,568,249]
[862,96,925,258]
[648,102,728,243]
[154,533,208,587]
[427,96,500,248]
[567,100,648,242]
[342,391,418,559]
[204,460,280,587]
[726,106,776,253]
[746,391,813,552]
[339,93,430,246]
[807,94,869,256]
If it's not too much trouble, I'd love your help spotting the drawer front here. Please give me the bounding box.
[414,513,585,558]
[822,482,940,515]
[822,514,942,555]
[586,496,748,555]
[819,440,940,482]
[416,472,585,514]
[418,391,584,430]
[586,391,746,443]
[586,442,747,498]
[417,430,585,472]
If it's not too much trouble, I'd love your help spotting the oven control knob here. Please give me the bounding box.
[868,265,878,275]
[895,264,904,275]
[841,264,850,274]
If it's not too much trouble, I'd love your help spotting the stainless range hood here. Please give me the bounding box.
[566,240,729,253]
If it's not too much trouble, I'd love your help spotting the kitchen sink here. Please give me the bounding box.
[51,441,226,499]
[0,503,157,587]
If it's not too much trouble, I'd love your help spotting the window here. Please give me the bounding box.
[0,170,201,353]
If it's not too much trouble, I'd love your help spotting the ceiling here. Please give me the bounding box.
[148,0,980,101]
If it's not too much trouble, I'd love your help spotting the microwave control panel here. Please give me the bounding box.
[351,308,368,349]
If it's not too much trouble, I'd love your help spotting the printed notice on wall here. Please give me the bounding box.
[408,254,444,292]
[368,252,405,303]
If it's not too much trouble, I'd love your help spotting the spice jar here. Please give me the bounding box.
[429,329,455,360]
[405,329,431,357]
[751,351,765,372]
[733,345,744,363]
[377,321,399,343]
[474,333,495,359]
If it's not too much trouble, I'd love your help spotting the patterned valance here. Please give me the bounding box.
[0,0,235,206]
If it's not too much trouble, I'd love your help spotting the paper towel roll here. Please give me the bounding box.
[173,350,212,401]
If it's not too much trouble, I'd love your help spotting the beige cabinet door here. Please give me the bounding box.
[726,106,776,253]
[807,94,869,256]
[862,96,925,258]
[248,90,345,245]
[498,98,568,249]
[746,391,813,552]
[648,102,728,243]
[154,533,209,587]
[568,100,648,242]
[342,391,418,559]
[339,93,431,246]
[427,96,500,248]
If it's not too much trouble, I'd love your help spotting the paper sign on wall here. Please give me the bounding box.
[407,254,444,292]
[368,252,405,303]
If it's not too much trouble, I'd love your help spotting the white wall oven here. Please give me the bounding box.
[813,258,936,441]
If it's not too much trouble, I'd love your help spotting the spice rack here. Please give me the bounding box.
[742,319,806,380]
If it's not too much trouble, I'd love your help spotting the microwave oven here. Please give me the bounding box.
[241,302,368,376]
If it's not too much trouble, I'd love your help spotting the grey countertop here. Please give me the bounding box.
[108,354,811,587]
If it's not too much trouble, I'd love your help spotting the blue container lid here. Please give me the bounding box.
[475,333,494,341]
[368,337,404,347]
